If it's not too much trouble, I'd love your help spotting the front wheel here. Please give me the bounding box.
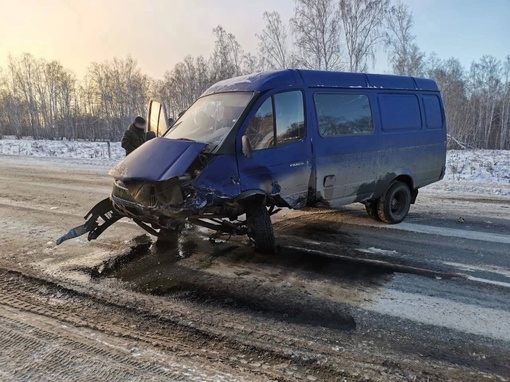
[377,181,412,224]
[245,200,276,254]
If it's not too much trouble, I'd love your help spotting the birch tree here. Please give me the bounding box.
[257,11,292,70]
[210,26,244,82]
[339,0,389,72]
[290,0,342,70]
[499,56,510,149]
[384,2,424,76]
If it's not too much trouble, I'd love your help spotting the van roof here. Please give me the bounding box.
[202,69,439,96]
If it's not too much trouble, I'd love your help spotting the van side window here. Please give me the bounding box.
[422,95,443,129]
[245,91,305,150]
[379,94,421,131]
[314,94,373,137]
[245,98,274,150]
[274,91,305,145]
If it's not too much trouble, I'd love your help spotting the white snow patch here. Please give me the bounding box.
[384,222,510,245]
[466,276,510,289]
[426,150,510,196]
[443,262,510,279]
[371,289,510,341]
[0,137,124,161]
[358,247,399,255]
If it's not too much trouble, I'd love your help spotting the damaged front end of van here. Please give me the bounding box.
[106,137,252,237]
[56,90,280,253]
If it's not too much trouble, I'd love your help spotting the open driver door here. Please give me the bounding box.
[147,99,170,138]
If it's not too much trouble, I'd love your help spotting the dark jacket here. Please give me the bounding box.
[121,124,146,155]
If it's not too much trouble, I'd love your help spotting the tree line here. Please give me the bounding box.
[0,0,509,149]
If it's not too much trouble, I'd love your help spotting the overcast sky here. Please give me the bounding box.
[1,0,508,78]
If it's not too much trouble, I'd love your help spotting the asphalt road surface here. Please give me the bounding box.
[0,155,509,381]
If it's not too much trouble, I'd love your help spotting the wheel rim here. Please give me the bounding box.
[390,189,408,218]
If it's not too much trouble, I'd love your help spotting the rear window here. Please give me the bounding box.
[422,95,443,129]
[314,93,373,137]
[379,94,421,131]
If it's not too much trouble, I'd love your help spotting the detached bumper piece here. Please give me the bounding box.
[56,198,121,245]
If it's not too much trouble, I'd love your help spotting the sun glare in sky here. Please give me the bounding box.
[0,0,508,77]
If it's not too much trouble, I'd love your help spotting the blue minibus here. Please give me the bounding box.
[57,70,447,253]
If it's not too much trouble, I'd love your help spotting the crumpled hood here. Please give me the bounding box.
[109,138,207,182]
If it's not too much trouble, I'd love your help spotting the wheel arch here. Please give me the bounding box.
[237,189,290,208]
[237,189,269,204]
[393,174,418,204]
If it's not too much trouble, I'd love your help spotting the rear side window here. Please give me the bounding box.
[314,93,373,137]
[245,91,305,150]
[422,95,443,129]
[379,94,421,131]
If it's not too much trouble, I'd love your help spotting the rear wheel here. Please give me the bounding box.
[365,202,381,221]
[245,200,276,254]
[377,181,412,224]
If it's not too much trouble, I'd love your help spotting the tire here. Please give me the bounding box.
[377,181,412,224]
[245,200,276,254]
[365,202,382,221]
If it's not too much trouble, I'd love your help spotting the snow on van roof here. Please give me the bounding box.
[201,69,439,96]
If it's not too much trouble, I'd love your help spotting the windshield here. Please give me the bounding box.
[165,92,253,146]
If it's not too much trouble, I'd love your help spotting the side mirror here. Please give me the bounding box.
[241,135,252,159]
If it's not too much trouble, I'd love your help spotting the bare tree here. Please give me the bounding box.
[210,26,244,82]
[8,54,41,138]
[339,0,389,72]
[290,0,342,70]
[85,56,150,140]
[158,55,215,117]
[467,56,502,148]
[257,11,292,70]
[499,56,510,149]
[384,2,424,76]
[242,52,262,74]
[426,56,471,146]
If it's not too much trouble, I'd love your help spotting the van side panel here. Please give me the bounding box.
[311,90,379,207]
[375,91,446,197]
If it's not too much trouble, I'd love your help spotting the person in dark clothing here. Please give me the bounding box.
[121,116,146,156]
[168,117,175,128]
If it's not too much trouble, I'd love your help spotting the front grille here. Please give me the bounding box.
[112,181,161,208]
[112,182,136,203]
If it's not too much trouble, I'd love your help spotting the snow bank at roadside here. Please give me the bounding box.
[0,137,124,161]
[0,138,508,195]
[426,150,510,196]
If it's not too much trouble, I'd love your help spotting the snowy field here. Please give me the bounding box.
[426,150,510,196]
[0,137,124,161]
[0,137,509,196]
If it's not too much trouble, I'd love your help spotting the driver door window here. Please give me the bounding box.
[245,91,305,151]
[246,98,274,150]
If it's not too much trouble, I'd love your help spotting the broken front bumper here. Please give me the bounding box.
[55,198,121,245]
